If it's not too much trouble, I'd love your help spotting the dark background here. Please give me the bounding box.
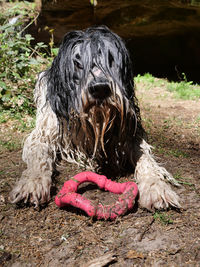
[30,0,200,83]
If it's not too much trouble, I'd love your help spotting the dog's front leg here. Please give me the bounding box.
[9,107,59,207]
[10,71,60,206]
[10,135,53,206]
[134,139,181,210]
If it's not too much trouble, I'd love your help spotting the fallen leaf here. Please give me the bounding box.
[126,250,144,259]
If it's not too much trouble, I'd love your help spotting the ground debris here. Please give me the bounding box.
[80,253,117,267]
[0,251,12,266]
[1,78,200,266]
[126,250,144,259]
[137,217,155,242]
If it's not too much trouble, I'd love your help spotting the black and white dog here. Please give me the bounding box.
[10,26,180,210]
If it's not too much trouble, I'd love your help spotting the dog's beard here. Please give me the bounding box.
[79,94,135,158]
[81,103,118,156]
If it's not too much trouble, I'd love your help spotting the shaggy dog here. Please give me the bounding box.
[10,26,180,210]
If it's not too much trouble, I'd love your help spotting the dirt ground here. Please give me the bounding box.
[0,80,200,267]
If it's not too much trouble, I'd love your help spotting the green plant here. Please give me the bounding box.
[90,0,98,7]
[196,114,200,122]
[0,2,50,116]
[173,173,194,187]
[135,73,156,84]
[44,26,59,57]
[167,74,200,100]
[135,73,200,100]
[0,139,20,151]
[167,148,189,158]
[153,212,173,225]
[0,109,35,132]
[135,73,166,91]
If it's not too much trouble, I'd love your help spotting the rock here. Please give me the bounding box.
[29,0,200,82]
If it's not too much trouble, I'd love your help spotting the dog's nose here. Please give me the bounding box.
[88,83,111,100]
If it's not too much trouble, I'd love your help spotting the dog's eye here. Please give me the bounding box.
[75,54,80,59]
[74,60,83,69]
[108,51,114,68]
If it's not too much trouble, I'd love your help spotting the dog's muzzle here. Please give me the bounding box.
[88,81,111,100]
[88,67,111,100]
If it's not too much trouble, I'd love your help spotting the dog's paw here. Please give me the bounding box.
[10,173,51,207]
[138,180,181,210]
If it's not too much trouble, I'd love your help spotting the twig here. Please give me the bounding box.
[19,12,39,35]
[137,217,155,242]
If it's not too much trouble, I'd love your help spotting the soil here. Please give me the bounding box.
[0,80,200,267]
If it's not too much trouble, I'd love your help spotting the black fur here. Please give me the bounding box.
[44,25,145,175]
[46,26,140,122]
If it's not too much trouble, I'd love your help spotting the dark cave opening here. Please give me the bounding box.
[126,31,200,83]
[29,0,200,84]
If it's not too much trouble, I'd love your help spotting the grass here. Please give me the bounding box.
[166,148,189,158]
[135,73,200,100]
[196,114,200,122]
[135,73,157,84]
[0,139,20,151]
[173,173,195,187]
[0,110,35,132]
[135,73,167,91]
[155,145,189,158]
[167,80,200,100]
[153,212,173,225]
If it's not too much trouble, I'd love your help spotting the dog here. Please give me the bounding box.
[10,26,180,210]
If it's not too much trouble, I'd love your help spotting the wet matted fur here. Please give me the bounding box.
[10,26,180,210]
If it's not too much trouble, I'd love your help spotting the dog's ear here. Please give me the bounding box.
[121,47,134,101]
[45,31,84,120]
[109,29,135,103]
[110,32,134,101]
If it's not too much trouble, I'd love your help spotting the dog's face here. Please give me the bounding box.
[47,26,135,115]
[72,35,127,102]
[46,26,141,158]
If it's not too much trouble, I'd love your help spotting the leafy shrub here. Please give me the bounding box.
[0,2,50,115]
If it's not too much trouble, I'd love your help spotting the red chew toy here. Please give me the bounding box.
[55,171,138,220]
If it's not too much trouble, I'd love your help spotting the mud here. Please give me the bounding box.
[0,81,200,266]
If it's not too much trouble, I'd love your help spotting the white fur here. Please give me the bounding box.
[10,73,95,206]
[10,73,58,206]
[135,140,180,210]
[10,73,180,210]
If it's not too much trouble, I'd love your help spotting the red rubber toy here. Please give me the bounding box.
[55,171,138,220]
